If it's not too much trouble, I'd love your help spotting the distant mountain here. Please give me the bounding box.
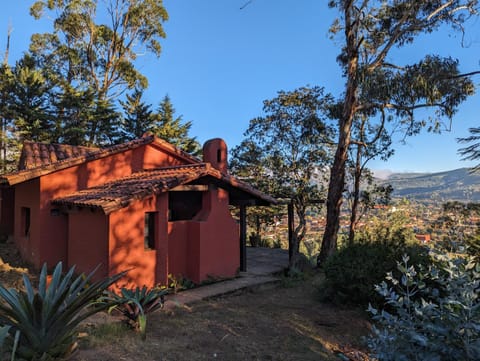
[378,168,480,202]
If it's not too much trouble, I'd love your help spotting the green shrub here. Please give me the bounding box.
[248,233,261,247]
[466,235,480,262]
[109,286,167,340]
[368,248,480,360]
[168,274,195,293]
[0,262,124,360]
[248,233,272,248]
[321,238,429,307]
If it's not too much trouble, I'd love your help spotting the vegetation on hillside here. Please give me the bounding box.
[230,86,335,269]
[368,247,479,360]
[0,1,479,358]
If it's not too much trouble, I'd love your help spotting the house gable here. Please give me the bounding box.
[1,134,200,187]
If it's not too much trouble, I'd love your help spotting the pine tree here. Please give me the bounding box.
[10,56,52,143]
[153,95,201,155]
[0,64,17,172]
[120,88,155,141]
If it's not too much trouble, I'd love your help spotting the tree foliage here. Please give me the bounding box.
[0,64,19,172]
[459,127,480,172]
[345,166,393,244]
[0,1,202,166]
[346,111,394,243]
[0,0,170,151]
[231,86,335,268]
[120,87,155,141]
[10,56,53,144]
[29,0,168,100]
[432,201,480,260]
[153,95,201,155]
[320,0,478,265]
[368,249,480,360]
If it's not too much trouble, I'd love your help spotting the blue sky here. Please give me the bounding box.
[1,0,479,173]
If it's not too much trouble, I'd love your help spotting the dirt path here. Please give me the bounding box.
[73,275,371,361]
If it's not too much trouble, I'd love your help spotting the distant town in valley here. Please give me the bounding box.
[256,167,480,253]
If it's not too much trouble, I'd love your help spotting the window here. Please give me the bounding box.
[144,212,156,250]
[21,207,31,237]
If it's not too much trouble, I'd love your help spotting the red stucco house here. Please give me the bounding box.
[0,134,275,288]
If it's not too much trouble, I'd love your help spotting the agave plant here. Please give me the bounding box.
[0,324,19,361]
[0,262,124,360]
[109,286,167,340]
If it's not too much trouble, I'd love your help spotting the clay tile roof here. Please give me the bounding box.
[52,163,276,214]
[1,135,200,186]
[18,141,100,171]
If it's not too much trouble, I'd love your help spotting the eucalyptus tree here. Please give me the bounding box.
[346,112,394,244]
[27,0,168,145]
[319,1,478,264]
[230,86,335,269]
[29,0,168,100]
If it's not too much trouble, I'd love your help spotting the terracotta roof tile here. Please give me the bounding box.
[52,164,276,214]
[18,141,99,170]
[1,135,200,186]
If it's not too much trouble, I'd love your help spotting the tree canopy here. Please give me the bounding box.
[319,0,478,264]
[0,1,203,165]
[231,86,335,268]
[153,95,201,155]
[1,0,170,147]
[29,0,168,100]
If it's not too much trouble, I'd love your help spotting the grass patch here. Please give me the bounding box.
[71,273,371,361]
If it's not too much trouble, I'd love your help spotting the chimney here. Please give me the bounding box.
[203,138,228,174]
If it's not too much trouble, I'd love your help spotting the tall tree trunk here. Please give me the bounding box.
[348,143,362,244]
[318,2,359,265]
[1,119,5,173]
[289,196,307,269]
[1,26,11,172]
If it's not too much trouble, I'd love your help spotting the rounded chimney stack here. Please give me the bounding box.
[203,138,228,174]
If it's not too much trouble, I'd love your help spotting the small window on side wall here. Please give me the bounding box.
[21,207,31,237]
[144,212,156,250]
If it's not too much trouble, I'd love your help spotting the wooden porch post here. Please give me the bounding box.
[239,204,247,272]
[287,201,294,265]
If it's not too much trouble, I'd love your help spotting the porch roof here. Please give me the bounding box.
[51,163,276,214]
[0,134,200,186]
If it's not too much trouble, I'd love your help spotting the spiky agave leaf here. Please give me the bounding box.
[108,286,167,339]
[0,262,125,359]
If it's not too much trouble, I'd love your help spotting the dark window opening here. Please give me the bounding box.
[168,191,203,221]
[144,212,156,250]
[21,207,31,237]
